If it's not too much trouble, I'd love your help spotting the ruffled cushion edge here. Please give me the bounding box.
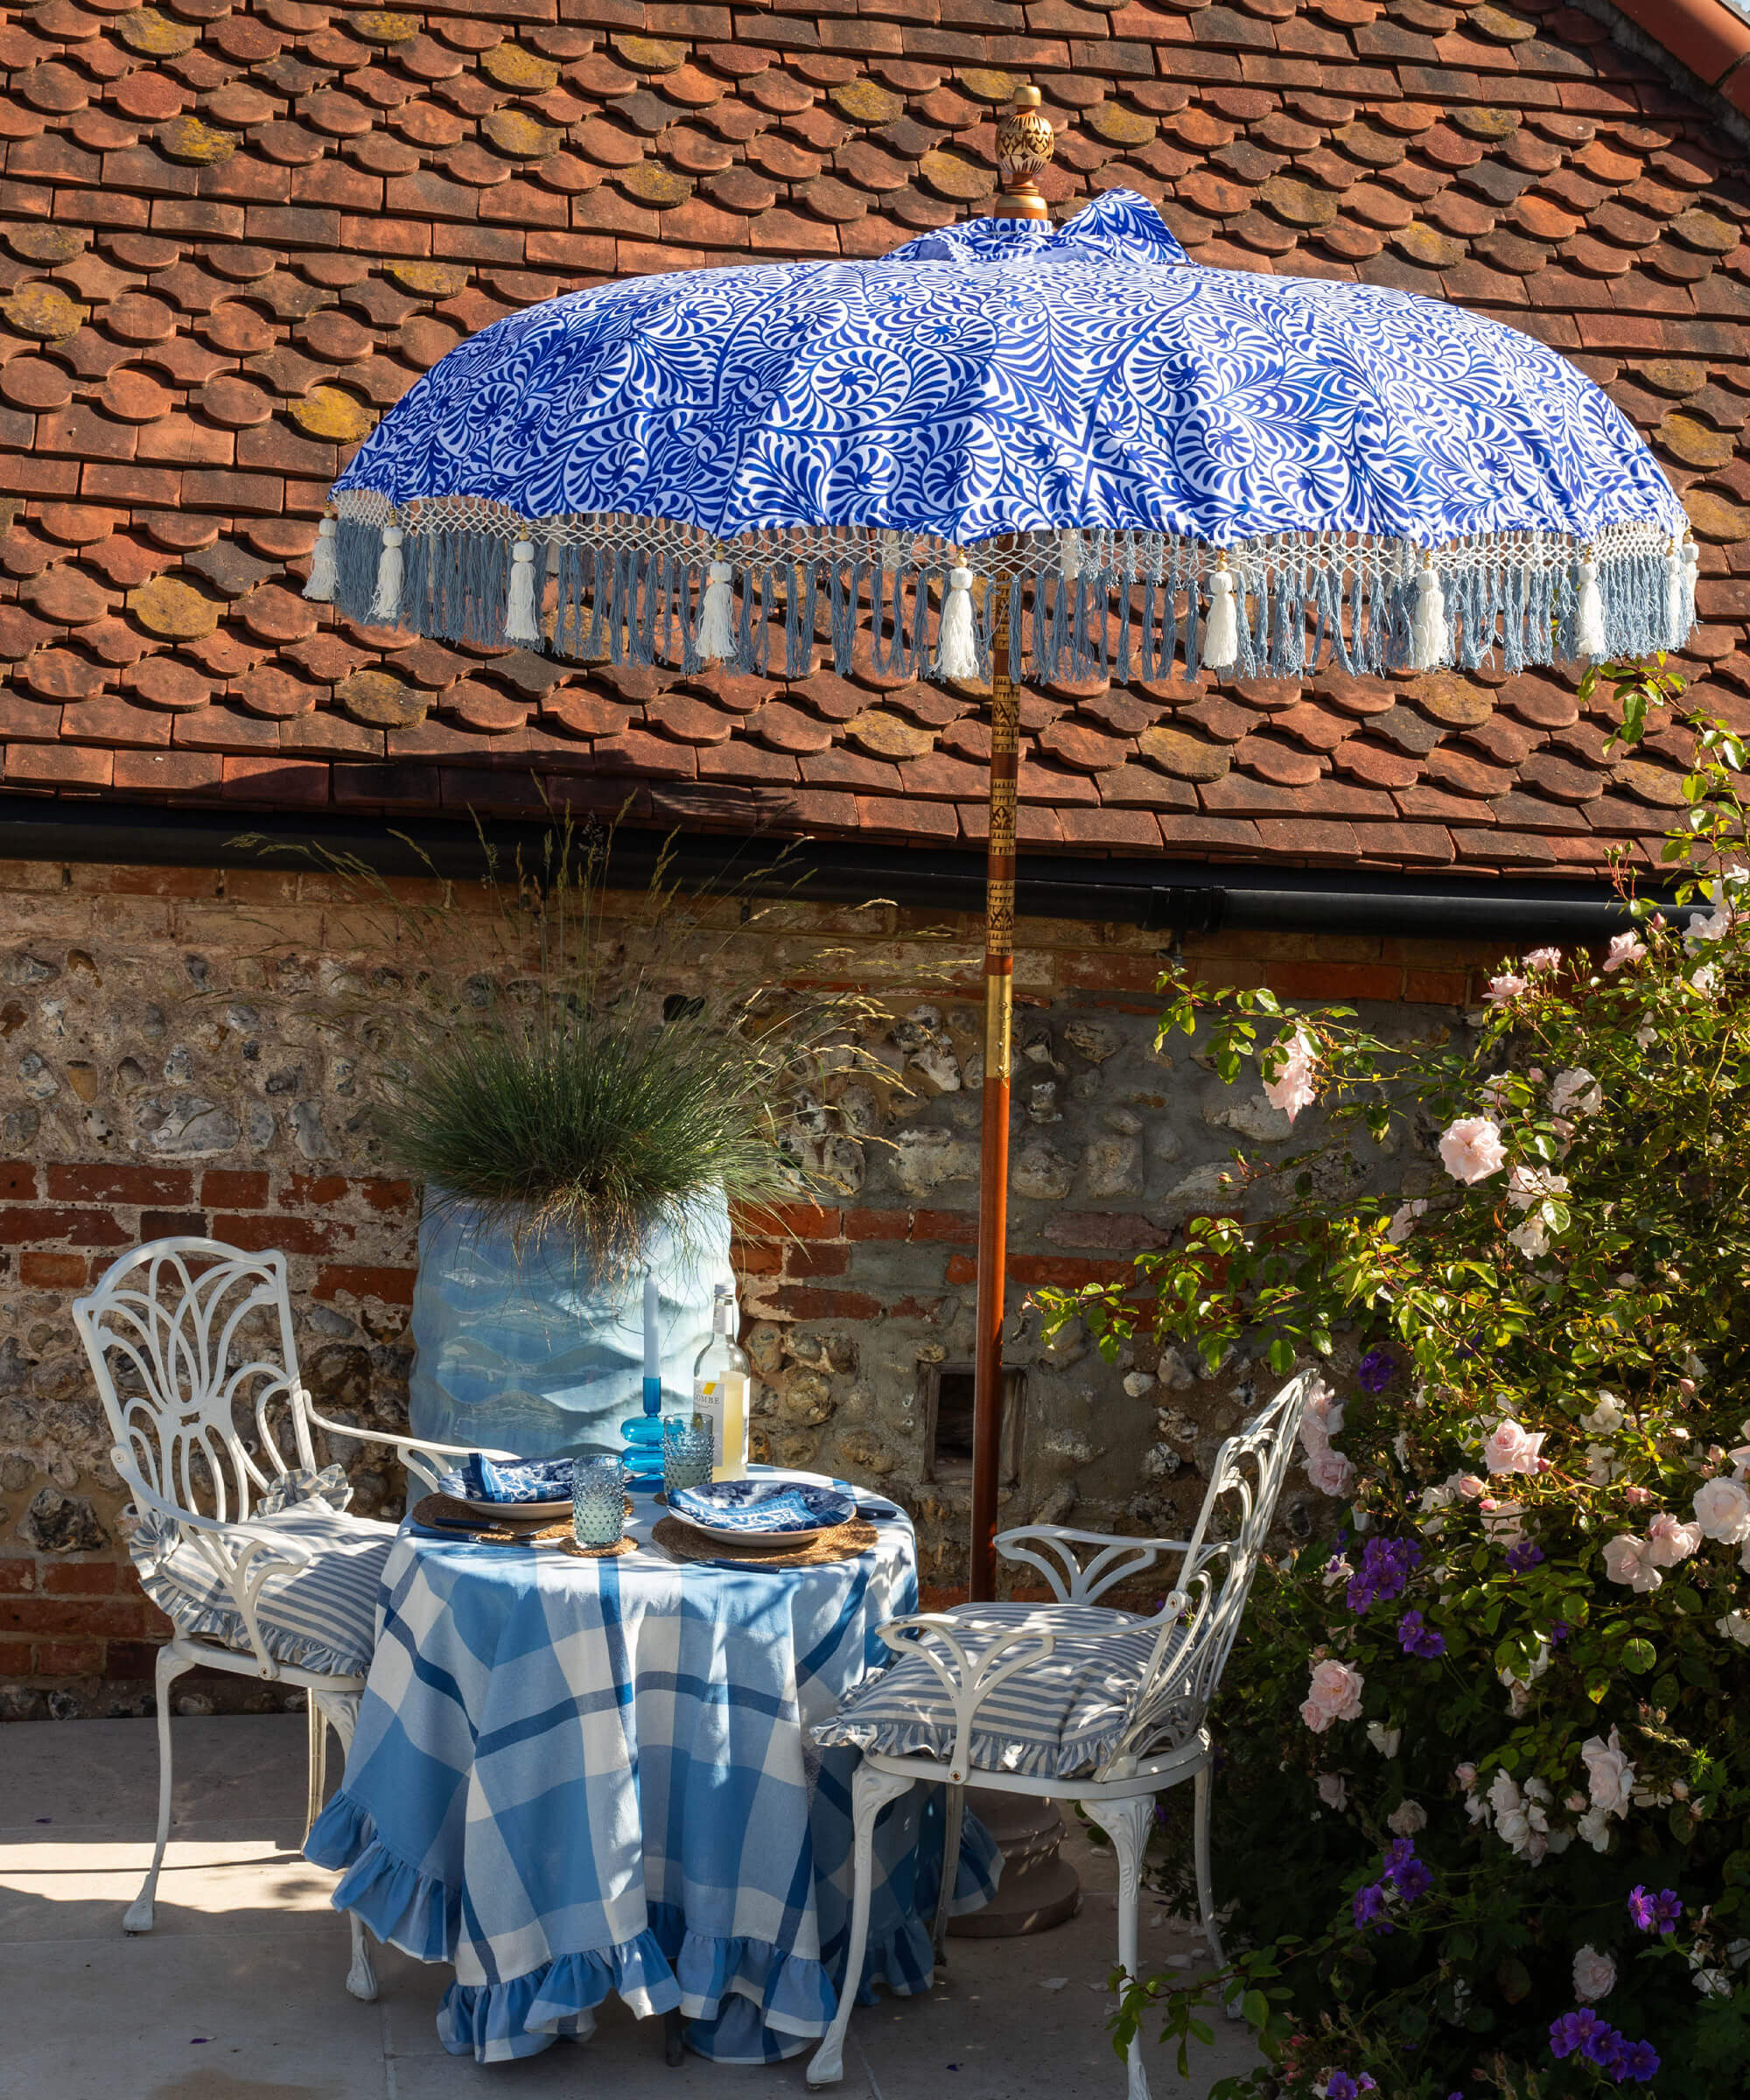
[811,1712,1124,1782]
[135,1561,370,1679]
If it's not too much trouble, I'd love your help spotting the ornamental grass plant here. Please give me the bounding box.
[253,821,885,1279]
[1041,665,1750,2097]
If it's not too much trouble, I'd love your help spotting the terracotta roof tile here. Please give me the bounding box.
[0,0,1729,877]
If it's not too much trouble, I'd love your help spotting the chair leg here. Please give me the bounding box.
[304,1694,329,1843]
[1193,1757,1239,2017]
[1082,1795,1154,2100]
[806,1762,913,2090]
[124,1645,195,1935]
[312,1690,377,2004]
[931,1782,964,1959]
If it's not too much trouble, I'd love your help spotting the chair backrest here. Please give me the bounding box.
[74,1239,314,1524]
[1105,1368,1315,1775]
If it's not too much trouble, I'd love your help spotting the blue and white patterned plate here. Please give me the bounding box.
[436,1457,576,1521]
[666,1479,857,1543]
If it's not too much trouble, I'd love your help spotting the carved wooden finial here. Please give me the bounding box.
[989,85,1054,221]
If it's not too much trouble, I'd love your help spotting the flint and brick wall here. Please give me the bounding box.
[0,846,1508,1717]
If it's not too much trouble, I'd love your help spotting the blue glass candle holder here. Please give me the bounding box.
[620,1371,665,1492]
[662,1419,712,1498]
[572,1457,626,1547]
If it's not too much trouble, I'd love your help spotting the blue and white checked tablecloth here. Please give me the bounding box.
[305,1480,999,2065]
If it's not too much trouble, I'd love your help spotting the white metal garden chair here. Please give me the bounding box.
[74,1236,514,1998]
[807,1368,1314,2100]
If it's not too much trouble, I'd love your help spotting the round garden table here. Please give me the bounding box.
[305,1475,998,2065]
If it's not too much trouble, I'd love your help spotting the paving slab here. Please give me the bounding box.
[0,1716,1256,2099]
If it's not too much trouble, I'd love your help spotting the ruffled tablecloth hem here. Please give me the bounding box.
[440,1940,679,2062]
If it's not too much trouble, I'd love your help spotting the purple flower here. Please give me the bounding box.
[1324,2076,1376,2099]
[1550,2009,1607,2061]
[1379,1837,1431,1902]
[1550,1621,1570,1643]
[1504,1541,1544,1572]
[1628,1885,1682,1935]
[1397,1609,1446,1658]
[1358,1348,1395,1394]
[1347,1535,1423,1614]
[1614,2039,1660,2082]
[1352,1881,1392,1935]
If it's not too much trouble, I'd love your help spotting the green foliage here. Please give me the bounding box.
[1046,664,1750,2096]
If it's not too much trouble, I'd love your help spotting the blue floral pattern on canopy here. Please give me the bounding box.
[318,189,1692,682]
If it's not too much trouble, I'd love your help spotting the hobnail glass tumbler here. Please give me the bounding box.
[662,1419,713,1497]
[572,1456,626,1547]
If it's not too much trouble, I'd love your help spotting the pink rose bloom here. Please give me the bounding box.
[1485,972,1527,1007]
[1484,1419,1546,1477]
[1694,1475,1750,1545]
[1263,1026,1318,1124]
[1601,1534,1662,1593]
[1573,1946,1617,2003]
[1316,1772,1348,1810]
[1549,1068,1602,1118]
[1452,1473,1487,1501]
[1386,1198,1427,1243]
[1581,1726,1635,1815]
[1603,931,1645,972]
[1438,1115,1507,1184]
[1622,1483,1654,1507]
[1522,946,1563,972]
[1646,1512,1703,1567]
[1306,1446,1355,1498]
[1302,1659,1364,1731]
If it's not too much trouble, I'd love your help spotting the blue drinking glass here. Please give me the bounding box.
[571,1456,626,1547]
[662,1419,712,1498]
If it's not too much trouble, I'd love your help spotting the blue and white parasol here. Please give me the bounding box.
[309,186,1692,682]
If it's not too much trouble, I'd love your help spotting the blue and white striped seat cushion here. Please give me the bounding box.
[127,1492,394,1680]
[812,1602,1188,1781]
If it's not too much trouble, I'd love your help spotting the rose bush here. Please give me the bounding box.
[1044,670,1750,2097]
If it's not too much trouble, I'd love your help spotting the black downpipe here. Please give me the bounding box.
[0,795,1656,942]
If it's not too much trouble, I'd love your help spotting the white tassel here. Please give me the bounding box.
[1058,527,1083,582]
[504,536,542,647]
[937,564,978,678]
[1410,559,1446,671]
[1683,536,1698,632]
[696,560,736,662]
[1575,553,1606,659]
[1202,559,1238,670]
[1665,536,1685,648]
[303,515,337,603]
[370,524,404,625]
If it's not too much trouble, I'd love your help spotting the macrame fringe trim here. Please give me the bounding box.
[326,497,1695,682]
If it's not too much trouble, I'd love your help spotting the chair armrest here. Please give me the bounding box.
[996,1523,1207,1606]
[878,1612,1055,1786]
[301,1403,518,1499]
[114,1448,318,1680]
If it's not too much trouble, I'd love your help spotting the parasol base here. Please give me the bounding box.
[948,1788,1081,1937]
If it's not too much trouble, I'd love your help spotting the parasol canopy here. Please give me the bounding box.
[313,188,1694,682]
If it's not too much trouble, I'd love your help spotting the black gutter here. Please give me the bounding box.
[0,794,1656,942]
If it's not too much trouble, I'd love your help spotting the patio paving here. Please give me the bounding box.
[0,1713,1257,2100]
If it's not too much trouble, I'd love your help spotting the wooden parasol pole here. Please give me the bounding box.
[970,89,1055,1604]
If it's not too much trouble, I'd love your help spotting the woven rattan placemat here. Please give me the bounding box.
[651,1514,878,1568]
[410,1493,631,1545]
